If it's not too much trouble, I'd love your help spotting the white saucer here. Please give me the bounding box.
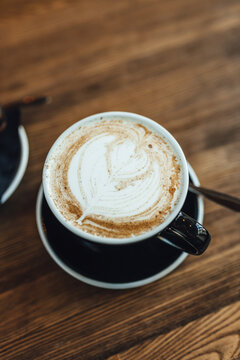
[36,163,204,290]
[1,126,29,204]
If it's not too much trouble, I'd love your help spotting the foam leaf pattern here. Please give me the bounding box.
[47,120,182,237]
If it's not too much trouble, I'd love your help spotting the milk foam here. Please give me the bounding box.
[45,119,182,238]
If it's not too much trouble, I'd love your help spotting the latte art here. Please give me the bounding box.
[45,119,182,238]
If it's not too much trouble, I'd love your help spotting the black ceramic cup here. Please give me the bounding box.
[42,112,211,258]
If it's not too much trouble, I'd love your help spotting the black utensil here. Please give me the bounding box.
[189,183,240,212]
[3,95,51,110]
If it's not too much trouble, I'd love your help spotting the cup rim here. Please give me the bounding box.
[42,111,189,245]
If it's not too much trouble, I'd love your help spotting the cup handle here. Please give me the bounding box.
[159,212,211,255]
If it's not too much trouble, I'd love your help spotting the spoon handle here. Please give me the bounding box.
[3,96,51,109]
[189,184,240,212]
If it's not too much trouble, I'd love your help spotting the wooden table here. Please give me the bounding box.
[0,0,240,359]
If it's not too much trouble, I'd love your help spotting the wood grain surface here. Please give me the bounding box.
[0,0,240,359]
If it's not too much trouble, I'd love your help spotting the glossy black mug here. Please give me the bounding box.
[42,112,211,256]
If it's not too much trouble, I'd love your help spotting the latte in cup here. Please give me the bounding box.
[44,115,184,239]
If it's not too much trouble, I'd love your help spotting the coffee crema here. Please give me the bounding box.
[45,119,182,238]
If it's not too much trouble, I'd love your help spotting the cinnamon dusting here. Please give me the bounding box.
[47,119,182,238]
